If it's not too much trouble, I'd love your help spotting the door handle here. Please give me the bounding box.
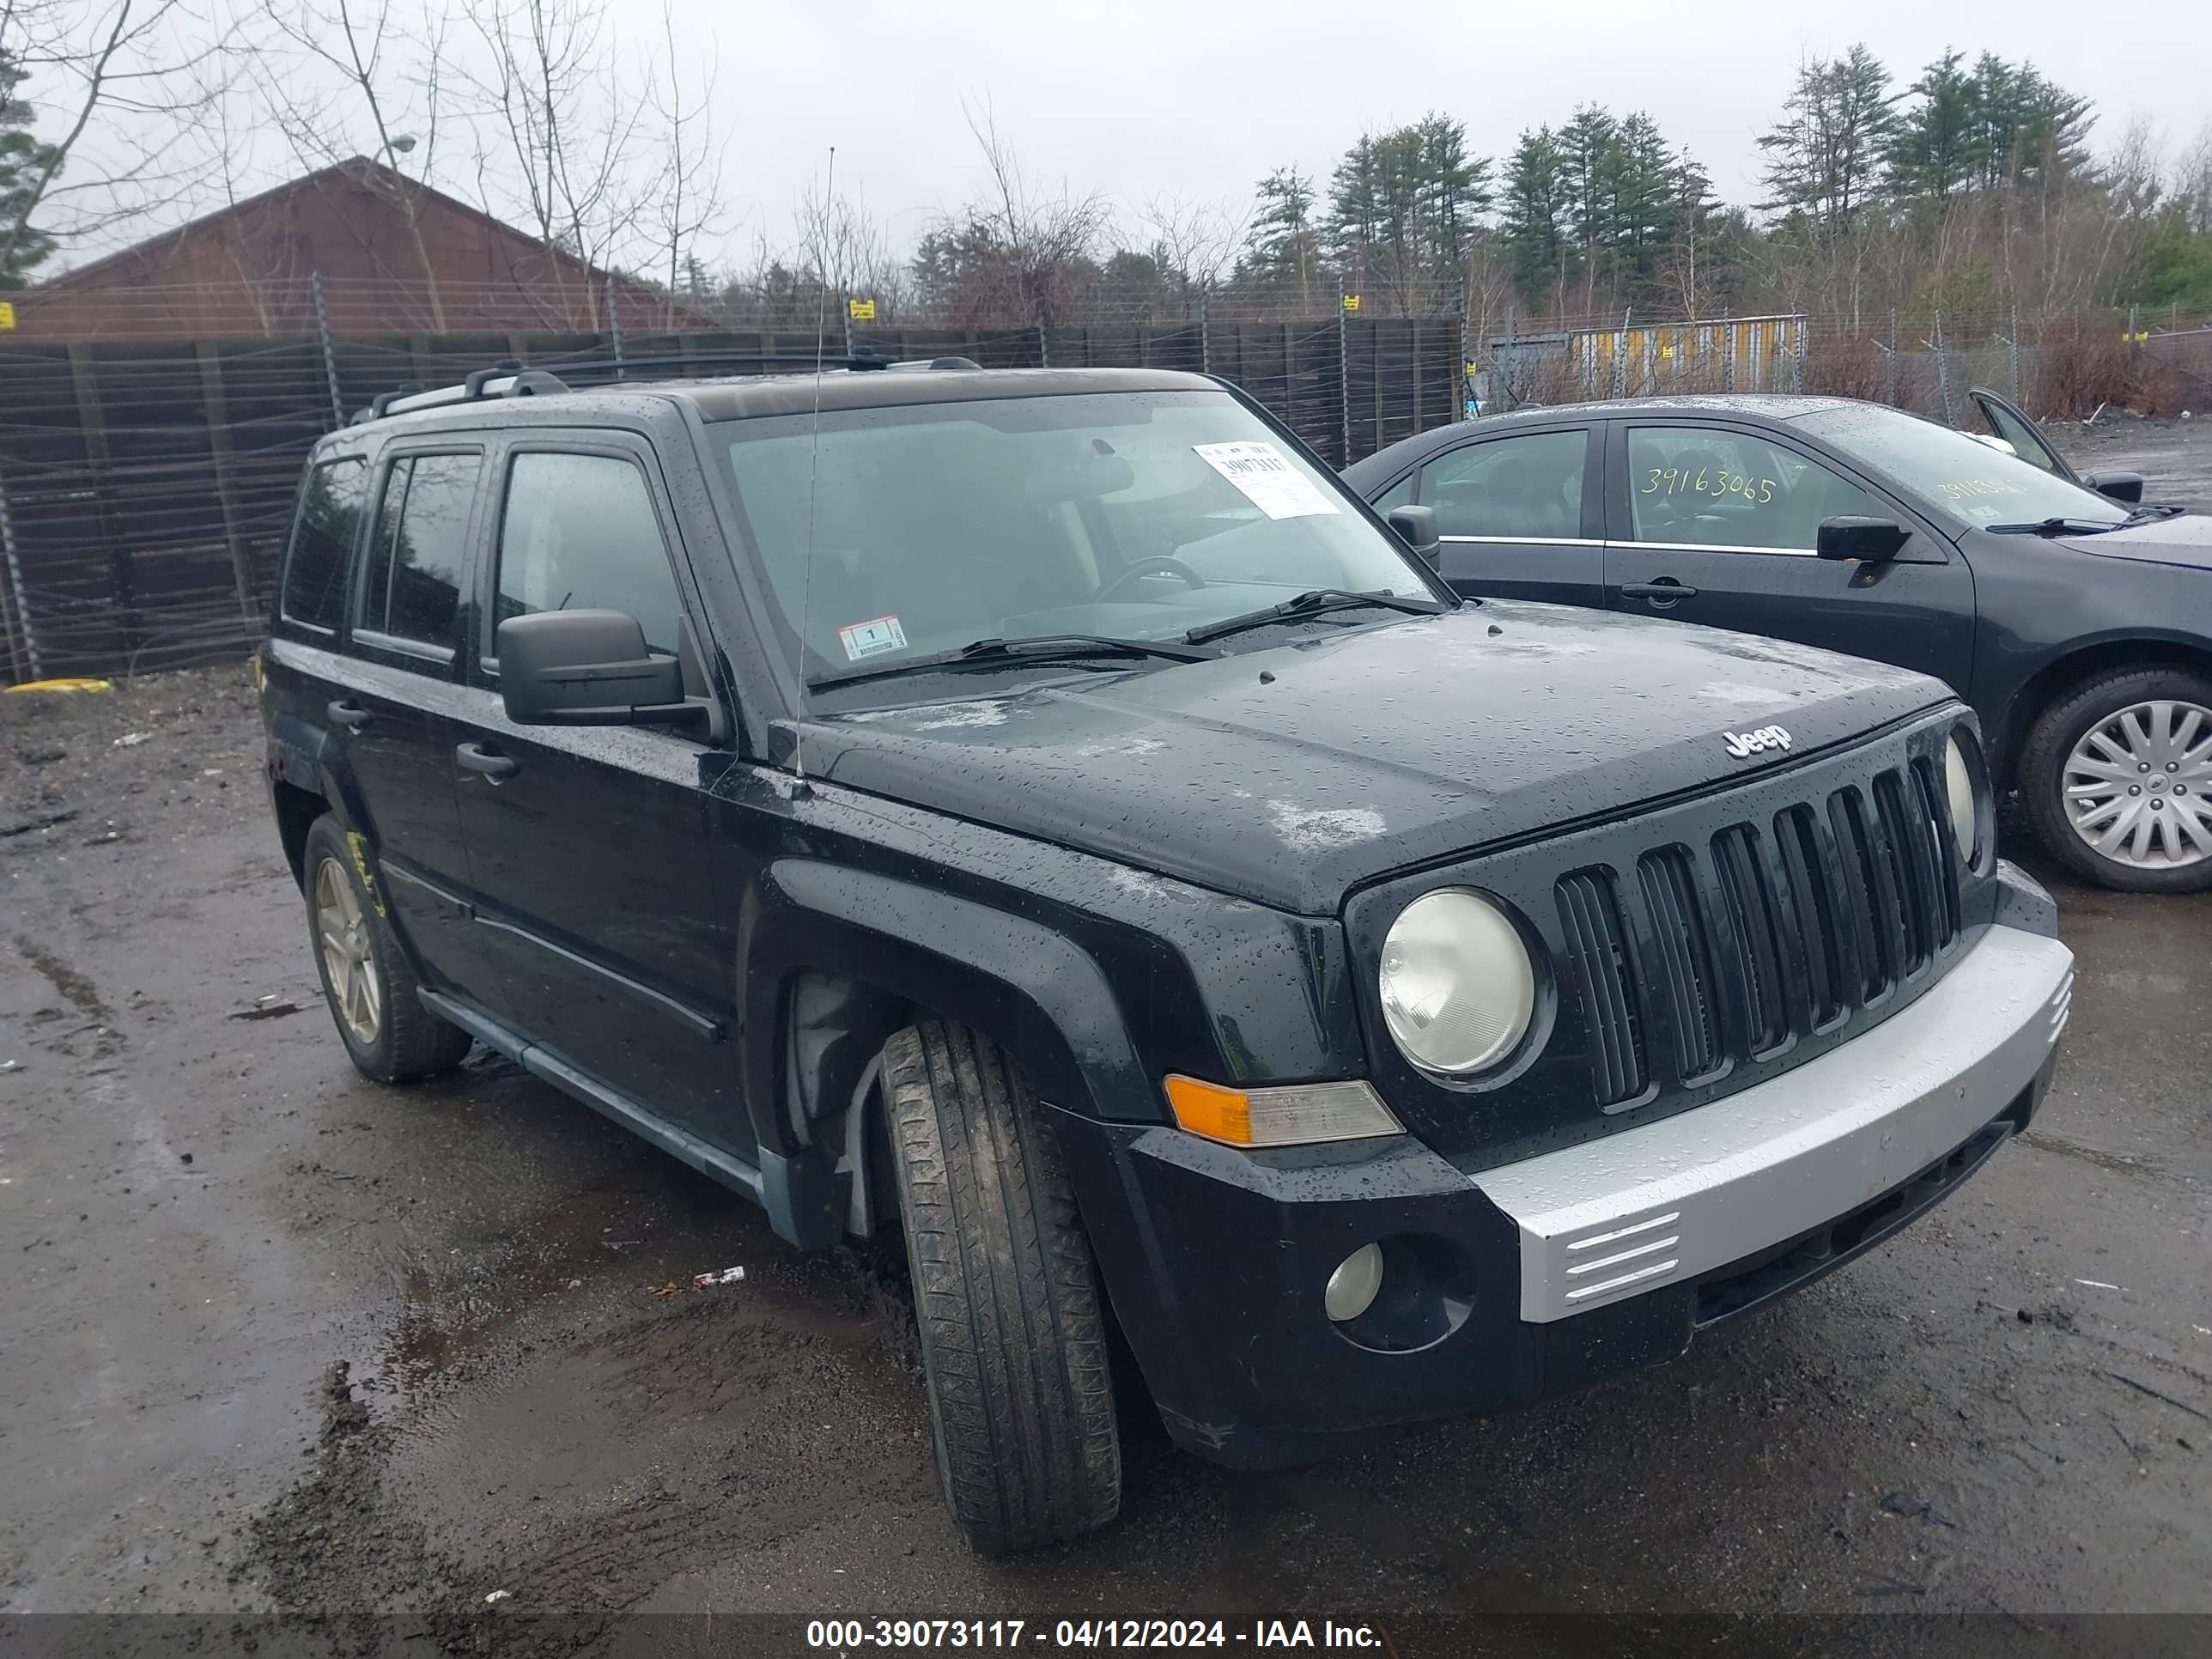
[455,741,519,781]
[1620,579,1698,605]
[326,700,372,730]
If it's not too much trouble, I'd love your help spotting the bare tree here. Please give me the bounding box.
[639,0,727,330]
[252,0,453,327]
[913,100,1110,324]
[1136,191,1248,317]
[464,0,656,329]
[795,171,902,314]
[0,0,240,279]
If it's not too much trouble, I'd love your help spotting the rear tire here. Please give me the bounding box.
[301,815,474,1082]
[2019,666,2212,893]
[879,1020,1121,1554]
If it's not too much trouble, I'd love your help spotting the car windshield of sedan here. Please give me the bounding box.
[717,389,1438,684]
[1794,404,2129,532]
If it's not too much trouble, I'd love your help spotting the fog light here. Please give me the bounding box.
[1324,1243,1384,1322]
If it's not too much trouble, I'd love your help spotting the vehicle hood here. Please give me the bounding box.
[798,603,1954,914]
[2062,512,2212,570]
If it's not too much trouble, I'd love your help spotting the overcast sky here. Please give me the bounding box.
[36,0,2212,271]
[694,0,2209,257]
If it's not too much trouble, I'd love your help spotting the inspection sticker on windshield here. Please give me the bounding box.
[1193,441,1340,520]
[837,614,908,661]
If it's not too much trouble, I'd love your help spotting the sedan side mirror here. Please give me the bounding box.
[2085,471,2144,505]
[497,609,702,728]
[1387,502,1442,568]
[1815,516,1911,563]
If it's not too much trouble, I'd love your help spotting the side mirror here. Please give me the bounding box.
[497,609,693,726]
[2086,471,2144,505]
[1815,516,1911,563]
[1387,502,1442,568]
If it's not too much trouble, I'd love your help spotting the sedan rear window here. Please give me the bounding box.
[1795,404,2127,530]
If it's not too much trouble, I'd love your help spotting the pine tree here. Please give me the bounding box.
[1606,112,1677,292]
[1245,167,1322,308]
[2,48,62,289]
[1500,126,1571,310]
[1557,106,1619,311]
[1757,45,1899,234]
[1887,49,1985,202]
[1325,115,1490,313]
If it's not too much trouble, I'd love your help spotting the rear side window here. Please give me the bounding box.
[281,457,368,629]
[1421,429,1587,539]
[493,453,684,657]
[359,453,478,648]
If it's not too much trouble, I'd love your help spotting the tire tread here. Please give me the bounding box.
[882,1020,1121,1554]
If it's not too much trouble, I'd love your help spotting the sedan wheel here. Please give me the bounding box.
[2022,667,2212,893]
[2061,699,2212,872]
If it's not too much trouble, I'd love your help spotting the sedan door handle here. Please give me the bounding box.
[1620,580,1698,604]
[326,700,372,730]
[454,741,519,781]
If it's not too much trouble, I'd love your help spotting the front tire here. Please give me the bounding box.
[880,1021,1121,1554]
[2020,666,2212,892]
[301,816,474,1081]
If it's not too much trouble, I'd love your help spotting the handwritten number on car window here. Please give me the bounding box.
[1643,466,1776,501]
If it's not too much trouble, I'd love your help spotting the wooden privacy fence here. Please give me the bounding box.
[0,317,1467,684]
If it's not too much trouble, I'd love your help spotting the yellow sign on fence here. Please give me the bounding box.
[1342,294,1361,313]
[0,301,15,331]
[848,297,876,322]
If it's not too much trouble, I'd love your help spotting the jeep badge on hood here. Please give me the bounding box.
[1722,724,1792,759]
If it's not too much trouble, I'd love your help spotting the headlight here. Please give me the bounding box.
[1944,733,1980,863]
[1378,889,1535,1075]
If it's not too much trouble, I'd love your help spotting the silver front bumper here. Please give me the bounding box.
[1471,922,2075,1323]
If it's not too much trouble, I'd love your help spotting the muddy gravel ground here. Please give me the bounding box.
[2,425,2208,1656]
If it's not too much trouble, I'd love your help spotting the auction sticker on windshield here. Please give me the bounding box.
[838,614,909,660]
[1194,441,1340,520]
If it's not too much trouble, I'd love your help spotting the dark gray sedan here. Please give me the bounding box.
[1345,391,2212,893]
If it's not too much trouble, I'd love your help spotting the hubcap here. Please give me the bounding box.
[2063,699,2212,870]
[313,856,383,1044]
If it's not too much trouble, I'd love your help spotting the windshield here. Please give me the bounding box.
[1794,403,2127,531]
[715,390,1437,684]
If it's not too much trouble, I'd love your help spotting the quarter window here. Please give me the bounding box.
[359,453,477,647]
[280,457,368,630]
[494,453,685,658]
[1420,430,1587,539]
[1627,427,1878,552]
[1371,472,1419,515]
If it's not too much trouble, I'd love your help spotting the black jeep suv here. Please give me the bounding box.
[258,361,2073,1554]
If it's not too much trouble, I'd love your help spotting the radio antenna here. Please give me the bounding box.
[793,143,835,798]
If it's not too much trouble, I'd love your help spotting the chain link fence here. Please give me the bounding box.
[2,283,2203,684]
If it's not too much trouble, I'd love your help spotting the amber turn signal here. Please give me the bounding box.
[1163,1074,1403,1149]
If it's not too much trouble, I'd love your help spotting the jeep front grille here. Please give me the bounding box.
[1557,765,1961,1102]
[1555,869,1647,1107]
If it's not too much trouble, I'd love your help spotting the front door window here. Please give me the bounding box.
[1626,427,1878,551]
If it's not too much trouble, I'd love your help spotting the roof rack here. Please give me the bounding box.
[349,349,989,424]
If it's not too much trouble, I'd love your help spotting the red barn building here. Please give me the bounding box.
[11,159,697,341]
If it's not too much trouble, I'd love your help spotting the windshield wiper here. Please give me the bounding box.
[807,633,1217,691]
[1184,587,1445,646]
[1988,515,2131,537]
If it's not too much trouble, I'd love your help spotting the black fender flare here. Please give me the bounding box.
[266,710,369,838]
[741,857,1158,1165]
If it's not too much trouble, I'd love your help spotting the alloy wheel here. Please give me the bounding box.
[313,855,383,1043]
